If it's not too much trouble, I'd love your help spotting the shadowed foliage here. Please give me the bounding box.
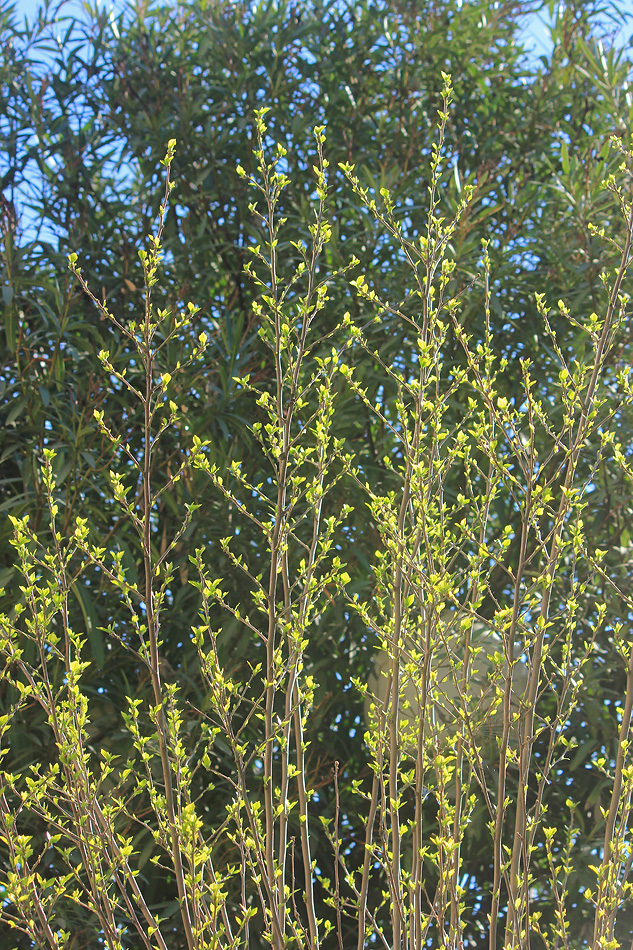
[1,1,633,946]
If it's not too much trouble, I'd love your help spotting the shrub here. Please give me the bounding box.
[2,75,633,948]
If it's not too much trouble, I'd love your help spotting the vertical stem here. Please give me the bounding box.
[137,164,196,950]
[257,138,285,946]
[389,480,411,950]
[357,772,380,950]
[412,617,431,950]
[593,640,633,945]
[334,762,345,950]
[267,126,328,950]
[488,504,530,950]
[505,189,633,949]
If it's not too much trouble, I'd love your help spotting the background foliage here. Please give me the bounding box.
[1,0,633,946]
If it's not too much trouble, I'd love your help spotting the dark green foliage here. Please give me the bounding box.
[1,0,632,945]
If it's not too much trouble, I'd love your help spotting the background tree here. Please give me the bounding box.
[1,0,633,946]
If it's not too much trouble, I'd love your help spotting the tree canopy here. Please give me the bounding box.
[1,1,633,947]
